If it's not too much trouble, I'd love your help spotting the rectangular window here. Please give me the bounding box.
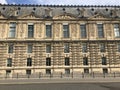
[64,43,69,53]
[100,43,105,52]
[46,58,51,66]
[7,58,12,67]
[102,57,107,65]
[46,25,52,38]
[6,70,11,75]
[8,44,13,53]
[97,24,104,38]
[82,43,87,53]
[114,24,120,38]
[26,70,31,75]
[28,24,34,38]
[65,69,70,74]
[46,69,51,74]
[80,24,87,38]
[27,58,32,66]
[118,43,120,52]
[65,58,70,66]
[84,68,89,74]
[27,45,32,53]
[103,68,108,74]
[83,57,88,65]
[46,45,51,53]
[63,25,69,38]
[9,22,16,38]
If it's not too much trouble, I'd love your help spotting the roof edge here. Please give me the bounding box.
[0,4,120,7]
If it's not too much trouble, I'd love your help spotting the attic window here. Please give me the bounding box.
[3,7,5,10]
[63,8,65,11]
[33,8,36,11]
[91,8,94,11]
[77,8,80,11]
[18,7,21,10]
[106,8,108,11]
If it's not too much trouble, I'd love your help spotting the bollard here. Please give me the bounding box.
[61,72,63,78]
[93,72,95,78]
[103,73,105,78]
[72,72,74,78]
[114,72,116,78]
[17,73,18,79]
[39,72,41,78]
[82,72,84,78]
[28,74,30,79]
[50,73,52,78]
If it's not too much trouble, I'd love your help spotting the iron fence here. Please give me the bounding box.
[0,72,120,79]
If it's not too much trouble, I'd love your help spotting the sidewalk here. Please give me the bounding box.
[0,78,120,84]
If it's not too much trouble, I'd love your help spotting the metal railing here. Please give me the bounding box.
[0,72,120,79]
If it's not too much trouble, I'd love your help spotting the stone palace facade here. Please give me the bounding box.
[0,4,120,75]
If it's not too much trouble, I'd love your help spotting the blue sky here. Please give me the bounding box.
[1,0,120,5]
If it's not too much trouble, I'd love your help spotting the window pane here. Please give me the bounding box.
[46,45,51,53]
[97,24,104,38]
[84,68,89,73]
[102,57,107,65]
[27,58,32,66]
[65,69,70,74]
[46,58,51,66]
[103,68,108,74]
[83,57,88,65]
[7,58,12,67]
[27,45,32,53]
[46,69,51,74]
[46,25,52,38]
[82,43,87,53]
[63,25,69,38]
[28,25,34,38]
[8,44,13,53]
[118,43,120,52]
[80,24,87,38]
[65,58,70,66]
[64,43,69,53]
[100,43,105,52]
[26,70,31,75]
[9,22,16,38]
[114,24,120,37]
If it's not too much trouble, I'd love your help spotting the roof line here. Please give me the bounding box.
[0,4,120,7]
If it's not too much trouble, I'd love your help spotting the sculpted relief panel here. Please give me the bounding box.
[105,23,112,37]
[70,24,77,38]
[89,24,96,37]
[53,14,76,19]
[53,23,61,38]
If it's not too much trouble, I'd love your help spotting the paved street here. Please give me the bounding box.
[0,83,120,90]
[0,78,120,90]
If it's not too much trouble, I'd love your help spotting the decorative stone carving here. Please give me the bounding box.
[110,9,118,17]
[88,13,106,19]
[89,24,95,37]
[6,7,18,17]
[53,13,76,19]
[54,24,61,37]
[0,12,5,18]
[71,24,77,37]
[44,8,52,17]
[20,12,39,19]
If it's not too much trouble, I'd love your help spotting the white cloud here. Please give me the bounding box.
[0,0,7,4]
[35,0,120,5]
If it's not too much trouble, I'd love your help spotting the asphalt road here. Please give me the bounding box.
[0,83,120,90]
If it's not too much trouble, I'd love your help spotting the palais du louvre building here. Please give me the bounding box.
[0,4,120,75]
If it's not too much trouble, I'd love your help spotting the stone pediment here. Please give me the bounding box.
[88,13,107,19]
[53,13,76,19]
[19,12,40,19]
[0,12,6,19]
